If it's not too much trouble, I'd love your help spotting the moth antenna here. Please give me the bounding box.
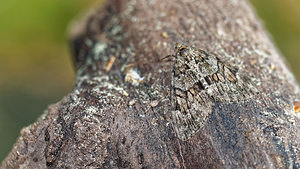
[160,54,175,62]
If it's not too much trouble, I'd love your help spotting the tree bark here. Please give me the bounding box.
[1,0,300,168]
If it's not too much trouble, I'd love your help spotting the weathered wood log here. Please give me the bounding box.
[1,0,300,168]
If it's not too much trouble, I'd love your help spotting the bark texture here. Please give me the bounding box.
[1,0,300,168]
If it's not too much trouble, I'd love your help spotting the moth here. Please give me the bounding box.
[170,43,257,140]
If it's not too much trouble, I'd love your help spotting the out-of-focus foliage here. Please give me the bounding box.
[0,0,299,162]
[250,0,300,81]
[0,0,101,161]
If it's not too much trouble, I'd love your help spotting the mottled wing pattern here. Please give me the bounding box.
[171,44,257,140]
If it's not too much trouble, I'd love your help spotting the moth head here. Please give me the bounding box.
[175,43,189,59]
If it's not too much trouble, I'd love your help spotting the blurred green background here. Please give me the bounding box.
[0,0,101,161]
[0,0,299,162]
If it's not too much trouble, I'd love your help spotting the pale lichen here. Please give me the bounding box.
[125,68,144,86]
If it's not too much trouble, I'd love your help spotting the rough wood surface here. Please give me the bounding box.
[1,0,300,168]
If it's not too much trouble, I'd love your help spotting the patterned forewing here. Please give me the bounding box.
[171,44,257,140]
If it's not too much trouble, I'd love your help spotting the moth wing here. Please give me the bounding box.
[171,68,213,140]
